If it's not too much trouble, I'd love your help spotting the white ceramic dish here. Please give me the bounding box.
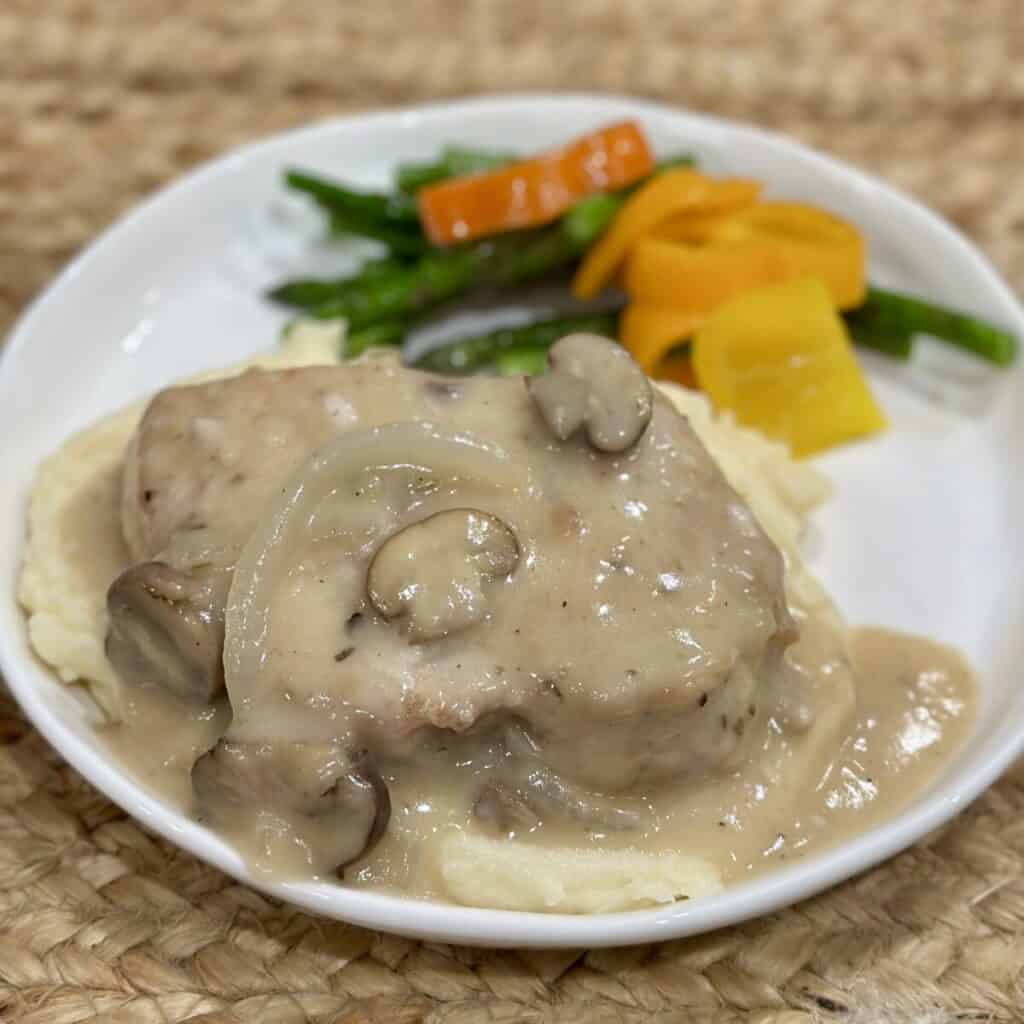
[2,95,1022,948]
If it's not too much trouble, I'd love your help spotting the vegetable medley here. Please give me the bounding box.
[268,121,1018,457]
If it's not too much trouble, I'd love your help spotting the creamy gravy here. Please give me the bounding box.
[104,621,974,893]
[77,352,976,903]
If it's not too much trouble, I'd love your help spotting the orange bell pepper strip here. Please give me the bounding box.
[650,201,866,309]
[651,354,698,389]
[653,207,737,244]
[619,303,704,374]
[624,236,795,312]
[571,169,760,299]
[731,202,865,308]
[692,276,885,456]
[417,121,654,246]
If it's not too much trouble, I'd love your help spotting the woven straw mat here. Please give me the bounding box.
[3,3,1024,1022]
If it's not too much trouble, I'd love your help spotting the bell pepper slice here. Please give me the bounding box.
[624,236,794,312]
[572,170,760,299]
[619,303,704,374]
[417,121,653,246]
[651,201,866,309]
[651,354,698,389]
[691,276,886,457]
[653,207,736,244]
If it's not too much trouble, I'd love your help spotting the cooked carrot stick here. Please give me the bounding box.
[417,121,654,246]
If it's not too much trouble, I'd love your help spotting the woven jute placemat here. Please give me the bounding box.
[2,3,1024,1021]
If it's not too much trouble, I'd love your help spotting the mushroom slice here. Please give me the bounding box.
[192,739,390,873]
[473,781,543,836]
[528,333,654,452]
[367,508,519,641]
[475,720,651,833]
[473,765,648,834]
[514,763,648,832]
[106,560,226,703]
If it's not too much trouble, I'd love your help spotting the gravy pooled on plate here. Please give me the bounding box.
[94,336,973,905]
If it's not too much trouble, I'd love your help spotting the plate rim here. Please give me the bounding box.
[3,91,1023,948]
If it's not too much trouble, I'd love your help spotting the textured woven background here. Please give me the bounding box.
[3,3,1024,1021]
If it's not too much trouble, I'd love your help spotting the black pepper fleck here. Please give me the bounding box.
[334,647,355,663]
[699,693,708,708]
[814,995,848,1014]
[543,679,563,700]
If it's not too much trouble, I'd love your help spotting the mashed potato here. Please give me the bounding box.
[18,321,346,718]
[436,833,724,913]
[18,322,833,912]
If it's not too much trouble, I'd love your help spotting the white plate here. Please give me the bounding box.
[2,95,1022,949]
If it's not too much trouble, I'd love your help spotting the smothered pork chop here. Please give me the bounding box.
[107,336,789,866]
[22,332,974,911]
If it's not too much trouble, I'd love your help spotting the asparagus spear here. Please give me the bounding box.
[268,189,634,322]
[345,320,408,358]
[409,299,918,379]
[493,346,550,376]
[325,210,428,258]
[851,287,1017,366]
[271,223,590,327]
[414,312,619,374]
[284,170,426,257]
[286,170,420,226]
[269,257,408,309]
[287,247,485,329]
[269,156,695,323]
[844,313,914,360]
[396,146,517,193]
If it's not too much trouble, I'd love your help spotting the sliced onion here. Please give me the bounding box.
[223,423,522,731]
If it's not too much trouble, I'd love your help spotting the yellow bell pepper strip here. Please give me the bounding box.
[691,276,886,457]
[571,170,761,299]
[624,236,794,312]
[619,303,704,374]
[650,201,866,309]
